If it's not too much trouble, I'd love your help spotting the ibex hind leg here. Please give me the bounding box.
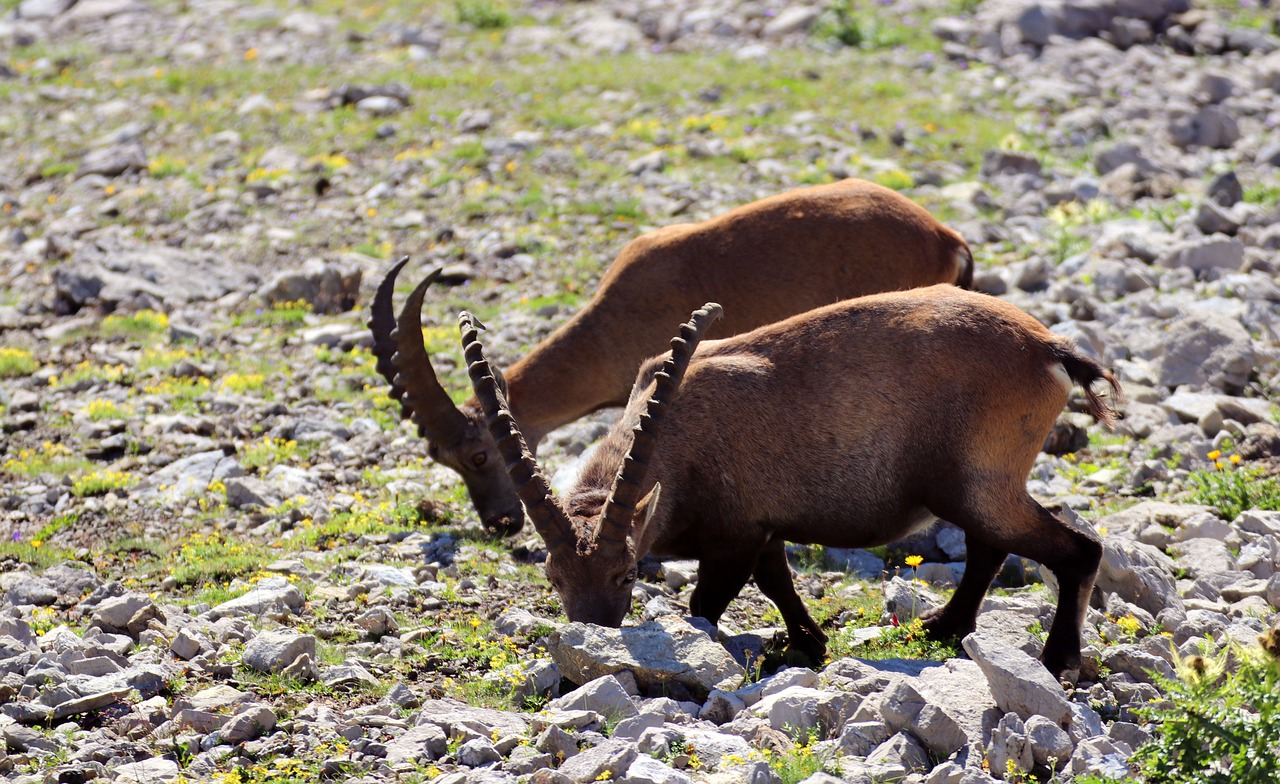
[919,538,1007,641]
[752,540,827,662]
[945,496,1102,679]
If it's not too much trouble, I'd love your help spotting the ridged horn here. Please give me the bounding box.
[596,302,723,552]
[460,311,576,551]
[369,256,411,399]
[387,267,470,444]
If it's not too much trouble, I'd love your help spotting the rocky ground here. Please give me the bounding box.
[2,0,1280,781]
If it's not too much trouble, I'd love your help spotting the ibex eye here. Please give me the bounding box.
[624,568,638,584]
[472,452,487,467]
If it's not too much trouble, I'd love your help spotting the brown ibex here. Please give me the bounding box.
[370,179,972,535]
[459,286,1121,678]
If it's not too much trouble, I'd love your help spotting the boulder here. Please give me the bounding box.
[962,633,1072,726]
[550,617,744,696]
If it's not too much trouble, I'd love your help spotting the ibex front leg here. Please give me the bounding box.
[752,539,827,662]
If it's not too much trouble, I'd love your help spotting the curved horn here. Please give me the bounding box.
[597,303,723,552]
[369,256,412,394]
[460,311,576,551]
[389,268,470,444]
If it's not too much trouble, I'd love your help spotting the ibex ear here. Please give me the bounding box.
[633,483,661,545]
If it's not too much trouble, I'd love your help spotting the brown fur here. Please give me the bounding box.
[497,286,1120,679]
[376,179,971,534]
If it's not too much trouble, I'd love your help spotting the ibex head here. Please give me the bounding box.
[459,303,723,625]
[369,258,524,536]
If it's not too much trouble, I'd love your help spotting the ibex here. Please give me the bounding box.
[459,286,1121,678]
[370,179,972,535]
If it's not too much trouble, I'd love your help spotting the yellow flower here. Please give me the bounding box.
[905,555,924,568]
[31,539,43,548]
[1207,449,1222,461]
[1230,454,1242,464]
[1215,460,1224,470]
[469,617,482,628]
[244,48,258,61]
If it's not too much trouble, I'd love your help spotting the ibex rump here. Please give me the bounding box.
[461,286,1120,678]
[370,179,971,535]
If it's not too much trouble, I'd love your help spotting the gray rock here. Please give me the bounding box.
[224,477,283,509]
[988,713,1034,779]
[91,592,161,637]
[750,685,859,736]
[205,577,305,620]
[4,575,57,606]
[79,143,147,177]
[456,737,502,768]
[323,662,380,690]
[1070,736,1134,779]
[1026,714,1073,768]
[824,548,884,578]
[188,684,251,712]
[550,617,743,695]
[384,723,448,766]
[1094,539,1180,617]
[1150,312,1256,393]
[1158,235,1244,272]
[141,450,244,503]
[354,607,399,638]
[913,659,1002,755]
[113,757,181,783]
[882,576,944,622]
[962,633,1071,725]
[866,731,930,776]
[170,627,209,660]
[219,705,277,744]
[549,674,638,721]
[624,754,694,784]
[258,257,361,315]
[17,0,76,18]
[763,6,822,37]
[1169,105,1240,149]
[241,629,316,674]
[557,738,638,783]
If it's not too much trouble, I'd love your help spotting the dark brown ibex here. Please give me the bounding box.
[460,286,1121,678]
[371,179,972,535]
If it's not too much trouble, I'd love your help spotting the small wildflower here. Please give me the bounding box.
[1207,449,1222,461]
[904,554,924,568]
[1230,454,1242,464]
[244,48,259,61]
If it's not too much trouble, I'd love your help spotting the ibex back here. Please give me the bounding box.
[370,179,971,535]
[461,285,1121,679]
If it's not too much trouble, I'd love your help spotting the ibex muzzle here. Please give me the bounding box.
[462,286,1121,679]
[369,179,972,535]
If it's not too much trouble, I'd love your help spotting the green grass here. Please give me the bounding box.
[100,309,170,340]
[0,347,38,377]
[70,470,138,497]
[1188,463,1280,521]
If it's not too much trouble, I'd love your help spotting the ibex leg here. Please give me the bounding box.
[752,539,827,660]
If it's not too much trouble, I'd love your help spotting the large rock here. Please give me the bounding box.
[384,723,448,767]
[114,758,181,783]
[1158,236,1244,273]
[91,592,162,638]
[139,450,244,504]
[962,633,1072,726]
[749,685,859,736]
[1094,539,1181,617]
[550,617,744,696]
[548,674,638,721]
[205,577,306,620]
[52,244,254,314]
[242,630,316,674]
[258,257,362,315]
[1149,312,1257,393]
[974,0,1190,48]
